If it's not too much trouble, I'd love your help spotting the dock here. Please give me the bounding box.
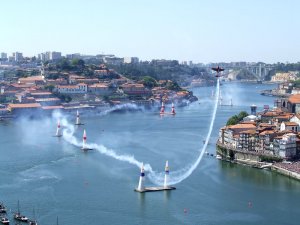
[134,186,176,193]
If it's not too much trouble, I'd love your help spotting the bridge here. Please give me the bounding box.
[201,63,275,81]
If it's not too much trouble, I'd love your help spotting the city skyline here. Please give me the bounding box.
[0,0,300,63]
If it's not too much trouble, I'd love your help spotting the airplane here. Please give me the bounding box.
[211,66,224,77]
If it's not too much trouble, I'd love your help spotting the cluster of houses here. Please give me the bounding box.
[218,94,300,160]
[0,65,196,118]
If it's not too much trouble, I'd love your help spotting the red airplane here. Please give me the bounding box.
[212,66,224,77]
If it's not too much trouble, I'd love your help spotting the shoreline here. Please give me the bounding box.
[216,143,300,182]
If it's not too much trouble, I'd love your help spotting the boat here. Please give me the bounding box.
[28,220,38,225]
[216,155,222,160]
[0,217,9,224]
[14,201,28,222]
[0,203,6,213]
[28,208,38,225]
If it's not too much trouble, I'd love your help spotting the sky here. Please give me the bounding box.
[0,0,299,63]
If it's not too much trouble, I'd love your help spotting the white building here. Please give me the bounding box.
[278,133,297,159]
[38,51,62,61]
[280,121,299,132]
[123,57,139,64]
[56,83,88,94]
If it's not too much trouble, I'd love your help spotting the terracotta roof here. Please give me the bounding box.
[284,122,298,126]
[42,105,64,110]
[228,124,256,129]
[240,129,257,134]
[19,76,44,82]
[30,92,52,95]
[288,94,300,104]
[89,83,108,88]
[259,130,276,135]
[35,98,60,102]
[8,103,41,108]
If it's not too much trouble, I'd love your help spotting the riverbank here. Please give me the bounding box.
[216,143,300,182]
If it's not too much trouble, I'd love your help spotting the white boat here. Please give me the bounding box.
[216,155,222,160]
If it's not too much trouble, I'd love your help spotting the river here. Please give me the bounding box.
[0,81,299,225]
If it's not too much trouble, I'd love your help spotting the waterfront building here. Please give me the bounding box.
[223,123,256,148]
[7,103,42,113]
[238,129,257,151]
[273,133,297,159]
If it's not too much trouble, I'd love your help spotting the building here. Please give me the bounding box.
[66,53,80,59]
[273,133,297,159]
[123,57,139,64]
[222,123,256,148]
[104,57,123,65]
[0,52,7,60]
[49,51,62,60]
[7,103,42,114]
[38,51,62,61]
[18,75,45,85]
[280,121,299,132]
[88,83,112,95]
[287,94,300,113]
[271,72,298,82]
[12,52,23,62]
[120,83,151,96]
[55,83,88,94]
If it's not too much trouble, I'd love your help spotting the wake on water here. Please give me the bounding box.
[57,80,220,185]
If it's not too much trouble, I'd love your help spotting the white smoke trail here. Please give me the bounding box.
[148,79,220,185]
[59,115,153,172]
[53,84,220,186]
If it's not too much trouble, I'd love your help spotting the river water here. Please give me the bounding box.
[0,82,299,225]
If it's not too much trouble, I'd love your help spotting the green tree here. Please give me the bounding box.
[142,76,157,88]
[226,111,248,126]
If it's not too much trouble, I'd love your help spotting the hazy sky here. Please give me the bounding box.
[0,0,299,63]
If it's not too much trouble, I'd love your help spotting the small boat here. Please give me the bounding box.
[28,220,38,225]
[0,203,6,213]
[0,217,9,224]
[28,208,38,225]
[14,213,28,222]
[216,155,222,160]
[14,201,28,222]
[210,153,214,157]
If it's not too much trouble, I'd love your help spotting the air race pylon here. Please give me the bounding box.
[171,103,176,115]
[75,110,84,125]
[164,160,169,188]
[54,120,62,137]
[137,163,145,191]
[160,101,165,115]
[82,129,92,151]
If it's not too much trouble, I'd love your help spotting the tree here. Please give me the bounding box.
[142,76,157,88]
[226,111,248,126]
